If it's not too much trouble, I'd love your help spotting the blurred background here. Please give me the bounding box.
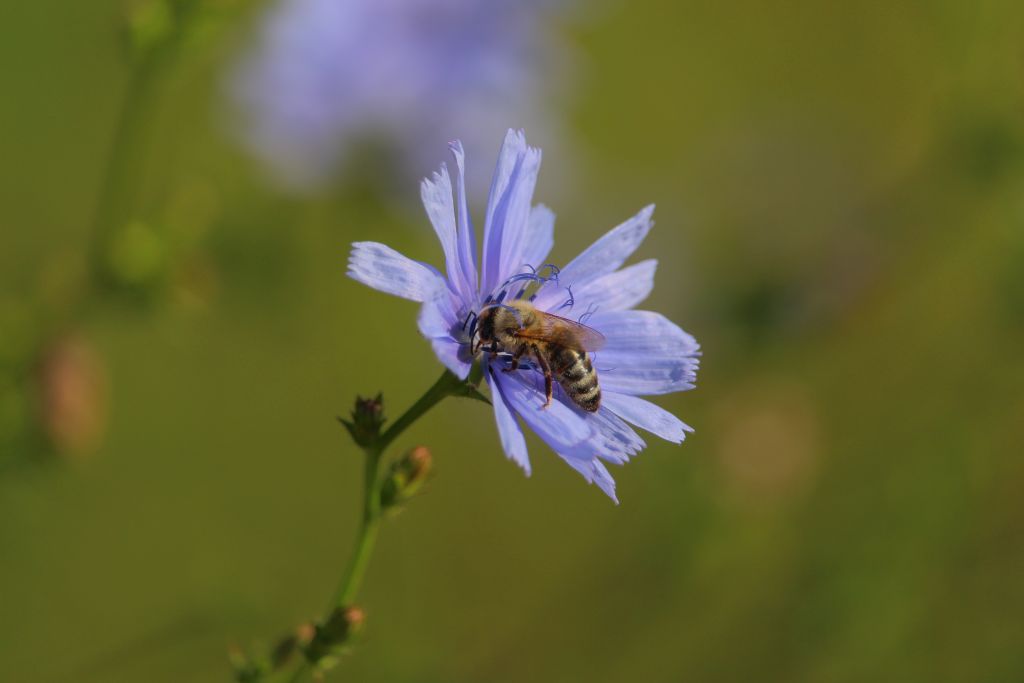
[2,0,1023,681]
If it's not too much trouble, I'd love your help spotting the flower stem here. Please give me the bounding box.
[330,446,382,609]
[329,369,470,608]
[376,369,472,454]
[282,369,481,683]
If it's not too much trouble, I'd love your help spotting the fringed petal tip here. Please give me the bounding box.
[603,392,694,444]
[563,456,620,504]
[542,204,656,295]
[589,310,701,396]
[347,241,444,302]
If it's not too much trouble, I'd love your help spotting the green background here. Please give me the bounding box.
[2,1,1023,681]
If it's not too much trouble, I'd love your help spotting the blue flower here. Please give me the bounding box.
[348,131,700,502]
[229,0,566,192]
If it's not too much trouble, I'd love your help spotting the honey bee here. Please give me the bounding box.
[473,300,606,412]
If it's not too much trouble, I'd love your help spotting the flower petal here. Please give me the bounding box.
[417,290,459,338]
[550,404,644,467]
[486,368,531,474]
[521,203,555,270]
[429,338,471,379]
[602,391,693,443]
[495,369,640,496]
[418,292,471,379]
[448,140,479,302]
[589,310,700,395]
[481,130,525,290]
[551,205,655,291]
[538,259,656,314]
[481,129,542,293]
[494,369,592,453]
[421,164,475,302]
[348,241,445,302]
[585,406,646,463]
[561,456,619,503]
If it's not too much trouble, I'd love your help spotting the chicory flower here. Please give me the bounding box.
[229,0,566,192]
[348,130,700,502]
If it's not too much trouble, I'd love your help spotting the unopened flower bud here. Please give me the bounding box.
[380,446,432,510]
[37,335,109,458]
[102,220,169,298]
[228,645,265,683]
[339,393,385,448]
[124,0,175,56]
[269,634,299,670]
[304,606,365,668]
[295,621,316,647]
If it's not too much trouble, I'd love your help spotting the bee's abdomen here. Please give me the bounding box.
[554,348,601,413]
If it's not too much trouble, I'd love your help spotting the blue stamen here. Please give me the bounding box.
[557,284,575,311]
[539,263,561,281]
[578,302,599,325]
[501,272,549,287]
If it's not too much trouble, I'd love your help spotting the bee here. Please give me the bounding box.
[473,300,606,412]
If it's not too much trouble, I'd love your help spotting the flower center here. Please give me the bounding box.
[457,263,568,342]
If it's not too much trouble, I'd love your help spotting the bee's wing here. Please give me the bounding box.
[518,309,606,351]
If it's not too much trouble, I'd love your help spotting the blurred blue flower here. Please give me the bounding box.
[230,0,568,192]
[349,131,700,502]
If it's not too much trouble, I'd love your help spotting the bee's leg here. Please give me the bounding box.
[501,346,528,373]
[531,345,554,409]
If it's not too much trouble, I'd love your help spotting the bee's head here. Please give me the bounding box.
[473,305,521,353]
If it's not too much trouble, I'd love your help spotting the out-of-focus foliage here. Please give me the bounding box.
[1,0,1022,682]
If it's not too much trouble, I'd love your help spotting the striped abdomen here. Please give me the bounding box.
[552,346,601,412]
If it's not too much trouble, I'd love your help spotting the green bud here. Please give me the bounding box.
[103,220,168,295]
[268,634,299,671]
[339,394,385,448]
[380,446,433,510]
[124,0,176,56]
[228,645,267,683]
[304,606,365,669]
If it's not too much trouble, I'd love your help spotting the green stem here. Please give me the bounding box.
[282,370,479,683]
[376,370,470,454]
[330,369,467,608]
[87,48,176,293]
[330,447,382,609]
